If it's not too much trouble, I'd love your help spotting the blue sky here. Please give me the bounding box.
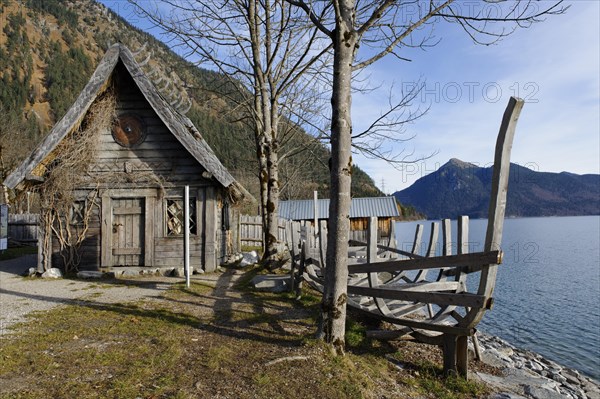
[100,0,599,193]
[351,0,600,192]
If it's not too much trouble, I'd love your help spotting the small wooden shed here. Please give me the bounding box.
[279,196,400,241]
[3,44,250,273]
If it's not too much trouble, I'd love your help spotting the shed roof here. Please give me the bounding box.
[279,196,400,220]
[3,44,250,201]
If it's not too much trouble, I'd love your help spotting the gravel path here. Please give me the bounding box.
[0,256,220,335]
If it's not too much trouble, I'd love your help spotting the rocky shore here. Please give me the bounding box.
[474,333,599,399]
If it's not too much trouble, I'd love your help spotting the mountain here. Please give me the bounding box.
[393,158,600,219]
[0,0,386,204]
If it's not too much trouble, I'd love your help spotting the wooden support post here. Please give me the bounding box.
[184,185,190,288]
[442,334,458,375]
[456,335,469,378]
[443,334,469,378]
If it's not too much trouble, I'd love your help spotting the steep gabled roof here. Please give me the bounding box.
[4,44,250,201]
[279,196,400,220]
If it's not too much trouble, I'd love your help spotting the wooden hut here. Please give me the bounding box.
[279,196,400,242]
[3,44,251,273]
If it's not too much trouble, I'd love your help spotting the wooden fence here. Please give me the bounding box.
[239,215,288,248]
[8,213,39,244]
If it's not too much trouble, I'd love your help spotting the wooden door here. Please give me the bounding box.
[111,198,145,266]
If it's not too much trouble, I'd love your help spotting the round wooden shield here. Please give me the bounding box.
[112,114,146,147]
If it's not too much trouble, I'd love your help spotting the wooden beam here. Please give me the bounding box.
[113,206,143,215]
[485,97,524,253]
[25,174,45,183]
[347,285,486,308]
[113,248,142,255]
[350,239,425,259]
[365,328,412,340]
[348,251,501,274]
[354,308,475,336]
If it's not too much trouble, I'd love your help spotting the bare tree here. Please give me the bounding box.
[289,0,567,355]
[129,0,331,266]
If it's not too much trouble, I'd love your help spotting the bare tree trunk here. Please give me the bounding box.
[264,139,281,266]
[322,0,356,355]
[256,136,269,248]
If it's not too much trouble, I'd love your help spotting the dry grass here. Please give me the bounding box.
[0,268,493,399]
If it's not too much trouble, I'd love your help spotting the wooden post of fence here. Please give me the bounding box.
[367,216,377,265]
[388,221,397,259]
[319,220,328,269]
[237,212,241,252]
[313,191,318,241]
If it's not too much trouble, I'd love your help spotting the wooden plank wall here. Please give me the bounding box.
[8,214,39,243]
[87,63,213,187]
[350,217,391,236]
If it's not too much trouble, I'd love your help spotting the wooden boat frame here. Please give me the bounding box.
[286,97,525,377]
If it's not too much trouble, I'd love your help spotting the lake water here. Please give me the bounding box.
[395,216,600,380]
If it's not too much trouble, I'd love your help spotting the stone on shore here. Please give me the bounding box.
[41,268,62,279]
[172,267,194,277]
[250,275,289,293]
[475,332,599,399]
[240,251,259,267]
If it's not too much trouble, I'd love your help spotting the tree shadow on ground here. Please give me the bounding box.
[0,267,313,349]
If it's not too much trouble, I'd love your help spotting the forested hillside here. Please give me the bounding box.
[0,0,391,206]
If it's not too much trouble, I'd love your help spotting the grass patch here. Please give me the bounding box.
[241,245,262,254]
[163,281,215,299]
[0,246,37,261]
[0,274,491,399]
[392,353,490,399]
[0,303,194,399]
[345,319,367,348]
[410,363,488,398]
[204,345,235,370]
